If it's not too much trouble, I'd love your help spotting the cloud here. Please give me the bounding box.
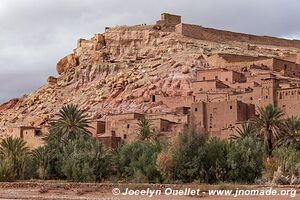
[1,0,300,103]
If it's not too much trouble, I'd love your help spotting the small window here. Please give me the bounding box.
[225,78,228,81]
[203,77,206,80]
[209,126,212,129]
[152,95,156,102]
[250,97,253,100]
[266,95,268,99]
[162,128,165,131]
[123,134,127,139]
[127,124,130,128]
[111,131,116,137]
[195,108,198,112]
[35,130,42,136]
[215,76,218,80]
[230,106,233,109]
[284,64,287,70]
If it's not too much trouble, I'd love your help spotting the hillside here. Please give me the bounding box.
[0,13,299,131]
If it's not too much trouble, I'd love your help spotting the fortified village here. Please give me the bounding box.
[1,13,300,149]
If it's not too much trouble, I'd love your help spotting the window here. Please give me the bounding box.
[250,97,253,100]
[35,130,42,136]
[215,76,218,80]
[203,77,206,80]
[284,64,287,70]
[123,134,127,139]
[111,131,116,137]
[230,106,233,109]
[195,108,198,112]
[152,95,156,102]
[162,128,165,131]
[225,78,228,81]
[266,95,268,99]
[127,124,130,128]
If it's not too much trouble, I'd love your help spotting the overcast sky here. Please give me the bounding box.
[1,0,300,103]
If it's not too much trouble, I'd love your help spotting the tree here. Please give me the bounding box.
[0,137,30,180]
[137,118,153,141]
[227,137,264,183]
[31,146,50,179]
[229,122,256,141]
[251,104,284,156]
[49,104,92,143]
[277,116,300,148]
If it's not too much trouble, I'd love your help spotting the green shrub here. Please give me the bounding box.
[117,140,161,182]
[227,137,264,183]
[61,136,109,182]
[273,146,300,176]
[203,138,229,183]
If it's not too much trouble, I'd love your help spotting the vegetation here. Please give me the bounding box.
[0,137,30,181]
[137,117,153,141]
[251,104,285,156]
[0,103,299,184]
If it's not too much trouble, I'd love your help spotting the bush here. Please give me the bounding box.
[117,140,161,183]
[203,138,228,183]
[61,136,109,182]
[227,137,264,183]
[272,146,300,176]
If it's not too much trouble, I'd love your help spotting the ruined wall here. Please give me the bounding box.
[175,23,300,48]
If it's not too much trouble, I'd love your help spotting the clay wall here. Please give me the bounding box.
[159,13,181,26]
[297,52,300,64]
[105,113,144,135]
[155,95,194,109]
[277,87,300,117]
[196,68,245,83]
[192,80,229,92]
[175,23,300,48]
[21,127,44,149]
[194,92,229,103]
[191,100,255,139]
[147,113,189,124]
[88,120,105,137]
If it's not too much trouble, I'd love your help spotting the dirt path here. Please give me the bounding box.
[0,182,298,200]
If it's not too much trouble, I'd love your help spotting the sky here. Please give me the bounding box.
[1,0,300,103]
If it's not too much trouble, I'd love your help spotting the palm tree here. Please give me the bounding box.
[137,117,153,141]
[229,122,256,141]
[251,104,284,156]
[0,137,30,180]
[49,104,92,142]
[277,116,300,147]
[31,146,49,179]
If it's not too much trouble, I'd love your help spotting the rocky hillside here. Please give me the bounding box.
[0,21,299,129]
